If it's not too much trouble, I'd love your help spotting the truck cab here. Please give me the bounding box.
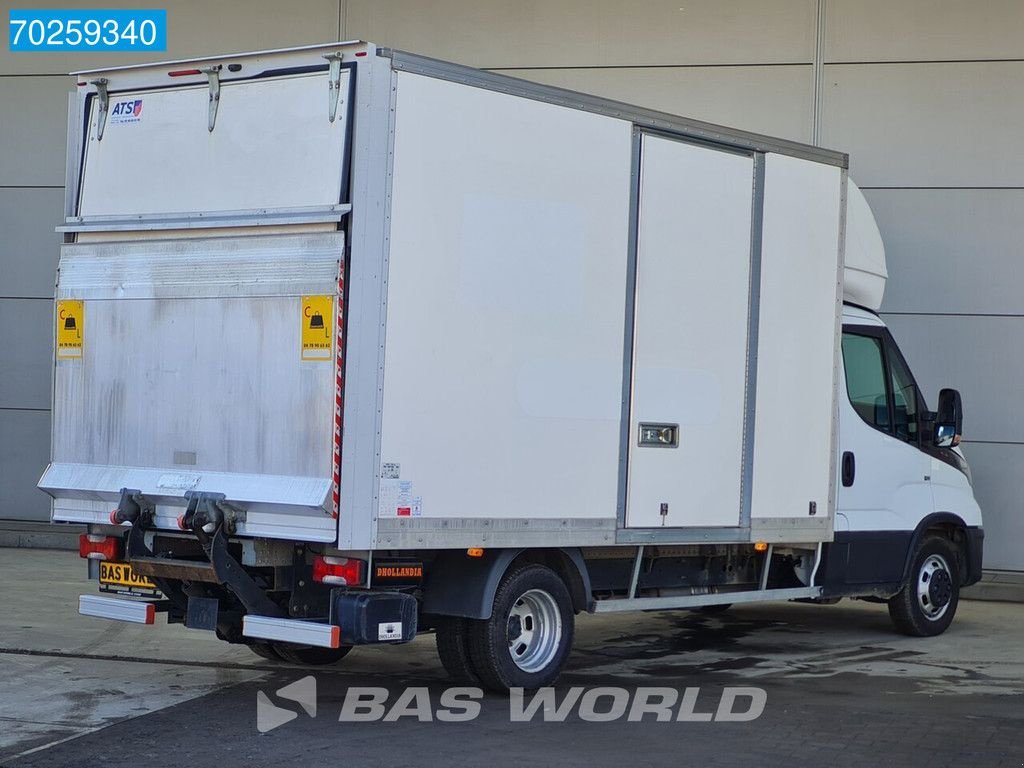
[811,182,983,636]
[827,303,983,633]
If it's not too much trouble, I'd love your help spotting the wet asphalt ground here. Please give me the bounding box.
[2,548,1022,767]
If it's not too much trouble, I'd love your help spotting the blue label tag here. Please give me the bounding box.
[9,9,167,52]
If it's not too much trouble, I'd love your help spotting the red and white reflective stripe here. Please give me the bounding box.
[331,268,345,519]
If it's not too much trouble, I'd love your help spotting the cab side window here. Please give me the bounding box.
[886,342,920,442]
[841,333,890,432]
[842,329,923,445]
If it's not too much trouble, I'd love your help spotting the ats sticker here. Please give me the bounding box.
[110,99,143,124]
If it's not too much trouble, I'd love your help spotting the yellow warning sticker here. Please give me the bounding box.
[301,295,334,361]
[56,300,84,359]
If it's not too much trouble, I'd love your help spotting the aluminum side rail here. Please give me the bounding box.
[590,586,823,614]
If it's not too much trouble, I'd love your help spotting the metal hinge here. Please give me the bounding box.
[90,78,109,141]
[323,52,344,122]
[201,64,222,132]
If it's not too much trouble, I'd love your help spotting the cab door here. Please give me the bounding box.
[836,324,933,581]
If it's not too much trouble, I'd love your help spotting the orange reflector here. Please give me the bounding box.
[466,548,485,558]
[329,625,341,648]
[754,541,769,552]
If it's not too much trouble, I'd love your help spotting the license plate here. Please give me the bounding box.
[99,561,159,596]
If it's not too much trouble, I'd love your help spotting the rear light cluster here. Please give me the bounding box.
[312,555,365,586]
[79,533,121,561]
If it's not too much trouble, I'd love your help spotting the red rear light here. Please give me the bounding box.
[79,534,121,561]
[312,555,365,586]
[168,68,202,77]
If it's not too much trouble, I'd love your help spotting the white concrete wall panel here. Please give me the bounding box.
[867,189,1024,316]
[0,0,340,74]
[882,314,1024,446]
[501,65,814,143]
[961,442,1024,572]
[346,0,816,67]
[826,0,1024,63]
[0,299,52,411]
[0,188,64,299]
[0,410,51,522]
[820,62,1024,187]
[0,77,73,187]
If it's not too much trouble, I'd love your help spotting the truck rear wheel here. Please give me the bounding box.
[435,617,478,682]
[273,643,353,665]
[468,563,574,692]
[888,536,961,637]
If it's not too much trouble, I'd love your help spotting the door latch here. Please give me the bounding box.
[638,423,679,448]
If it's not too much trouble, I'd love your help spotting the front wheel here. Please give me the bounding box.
[468,563,574,692]
[887,536,961,637]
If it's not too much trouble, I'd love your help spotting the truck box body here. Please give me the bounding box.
[42,43,983,689]
[40,41,848,551]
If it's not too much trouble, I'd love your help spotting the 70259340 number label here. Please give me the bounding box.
[9,9,167,52]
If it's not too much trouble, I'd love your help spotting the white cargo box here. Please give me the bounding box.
[41,42,853,550]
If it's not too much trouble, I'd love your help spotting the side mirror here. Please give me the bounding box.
[934,388,963,448]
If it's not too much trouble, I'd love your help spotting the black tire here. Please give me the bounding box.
[435,617,479,682]
[693,603,732,615]
[888,536,961,637]
[467,563,574,692]
[246,641,283,661]
[273,643,353,665]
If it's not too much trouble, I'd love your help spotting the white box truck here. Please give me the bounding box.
[41,41,983,690]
